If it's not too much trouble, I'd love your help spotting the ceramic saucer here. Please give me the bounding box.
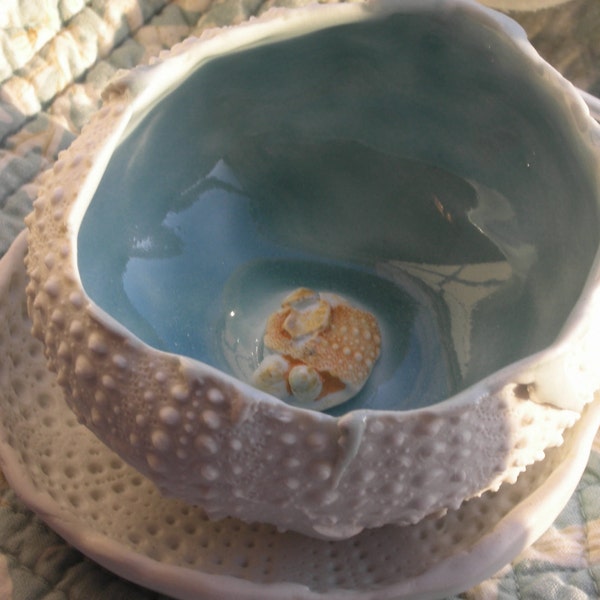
[1,230,599,600]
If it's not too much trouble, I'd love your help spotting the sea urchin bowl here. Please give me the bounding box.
[25,0,600,540]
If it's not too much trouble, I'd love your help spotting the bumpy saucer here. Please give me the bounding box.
[1,230,600,599]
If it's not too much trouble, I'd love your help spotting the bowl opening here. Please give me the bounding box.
[77,6,600,414]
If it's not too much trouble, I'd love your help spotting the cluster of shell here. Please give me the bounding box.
[253,288,381,411]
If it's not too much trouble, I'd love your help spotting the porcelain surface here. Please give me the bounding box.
[2,230,600,599]
[24,0,600,539]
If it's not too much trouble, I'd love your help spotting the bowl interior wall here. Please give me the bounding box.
[78,8,600,413]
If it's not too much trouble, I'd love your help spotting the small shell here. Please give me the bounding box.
[283,296,331,339]
[251,354,290,398]
[288,365,323,402]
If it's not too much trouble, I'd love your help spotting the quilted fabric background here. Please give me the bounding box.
[1,0,600,598]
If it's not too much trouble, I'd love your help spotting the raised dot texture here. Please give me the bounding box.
[171,384,189,402]
[88,333,108,354]
[208,388,224,404]
[51,187,64,204]
[280,432,297,445]
[44,253,55,269]
[194,434,218,454]
[69,320,85,339]
[151,429,171,451]
[69,291,84,308]
[202,410,221,430]
[159,405,181,426]
[201,465,219,481]
[74,355,95,380]
[112,354,128,369]
[146,453,165,472]
[43,277,61,298]
[101,374,116,389]
[50,308,65,327]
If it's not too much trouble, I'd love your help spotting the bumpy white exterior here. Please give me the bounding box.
[24,0,600,539]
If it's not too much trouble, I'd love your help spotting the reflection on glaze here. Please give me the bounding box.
[377,260,512,380]
[252,288,381,411]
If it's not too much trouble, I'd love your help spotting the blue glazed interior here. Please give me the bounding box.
[78,8,600,414]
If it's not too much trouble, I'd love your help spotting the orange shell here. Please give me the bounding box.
[263,292,381,389]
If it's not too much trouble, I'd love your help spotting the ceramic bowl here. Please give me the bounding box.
[24,0,600,539]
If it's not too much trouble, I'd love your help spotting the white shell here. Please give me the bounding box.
[24,0,600,539]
